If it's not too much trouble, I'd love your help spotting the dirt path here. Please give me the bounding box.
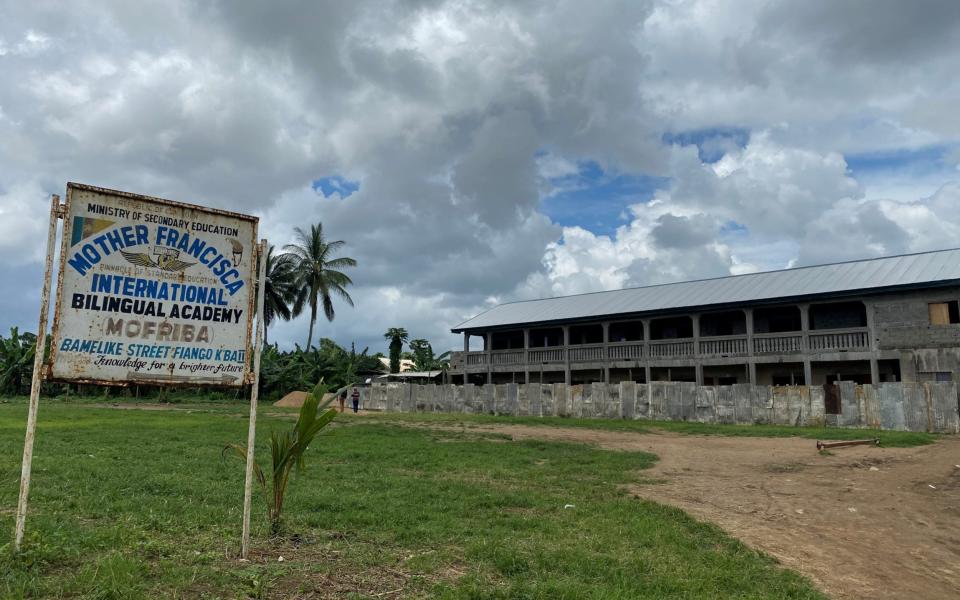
[401,422,960,600]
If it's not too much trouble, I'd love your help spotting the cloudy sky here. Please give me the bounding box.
[2,0,959,354]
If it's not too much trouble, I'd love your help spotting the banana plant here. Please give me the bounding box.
[226,380,337,535]
[0,328,37,395]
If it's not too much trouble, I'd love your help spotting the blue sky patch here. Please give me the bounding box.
[719,220,749,236]
[541,160,668,236]
[663,127,750,163]
[312,175,360,199]
[844,145,952,178]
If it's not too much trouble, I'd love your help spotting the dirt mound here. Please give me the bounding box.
[274,391,341,408]
[274,391,309,407]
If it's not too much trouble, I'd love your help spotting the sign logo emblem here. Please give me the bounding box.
[120,247,196,272]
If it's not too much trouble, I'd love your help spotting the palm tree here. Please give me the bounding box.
[226,379,337,535]
[285,223,357,350]
[383,327,408,373]
[262,245,297,346]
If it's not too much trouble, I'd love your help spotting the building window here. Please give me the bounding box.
[928,301,960,325]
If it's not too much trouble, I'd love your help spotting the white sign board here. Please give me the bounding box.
[48,183,258,387]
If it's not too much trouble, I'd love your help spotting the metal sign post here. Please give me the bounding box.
[241,239,267,559]
[15,195,63,551]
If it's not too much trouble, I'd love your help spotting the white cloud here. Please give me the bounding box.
[538,134,960,298]
[0,29,51,57]
[0,181,51,265]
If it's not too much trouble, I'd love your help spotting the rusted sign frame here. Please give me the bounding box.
[15,195,63,551]
[47,182,259,387]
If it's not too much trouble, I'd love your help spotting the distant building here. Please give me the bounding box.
[377,357,416,373]
[449,249,960,405]
[378,370,444,384]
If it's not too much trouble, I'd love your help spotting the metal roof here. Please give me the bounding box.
[453,248,960,332]
[379,371,443,378]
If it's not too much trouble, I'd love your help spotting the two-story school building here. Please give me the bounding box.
[449,249,960,409]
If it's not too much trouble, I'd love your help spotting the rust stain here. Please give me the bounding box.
[923,382,934,432]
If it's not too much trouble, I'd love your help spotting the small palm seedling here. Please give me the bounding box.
[226,380,337,535]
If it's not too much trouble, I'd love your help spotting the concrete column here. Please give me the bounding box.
[799,305,813,385]
[691,314,700,354]
[601,322,610,385]
[523,328,530,384]
[864,301,878,351]
[744,308,756,384]
[691,314,702,385]
[799,303,810,353]
[462,333,470,384]
[870,357,880,385]
[485,332,493,384]
[562,325,571,385]
[641,318,651,383]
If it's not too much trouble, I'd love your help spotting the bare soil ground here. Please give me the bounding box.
[406,422,960,600]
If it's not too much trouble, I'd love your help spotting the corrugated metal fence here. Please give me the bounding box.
[358,382,960,433]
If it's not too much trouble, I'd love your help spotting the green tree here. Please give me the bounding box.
[409,338,434,372]
[261,245,298,346]
[383,327,408,373]
[285,223,357,350]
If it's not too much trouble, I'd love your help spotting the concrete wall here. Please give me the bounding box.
[869,288,960,384]
[359,381,960,433]
[873,288,960,349]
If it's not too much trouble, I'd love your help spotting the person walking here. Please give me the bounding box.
[338,389,346,413]
[350,387,361,413]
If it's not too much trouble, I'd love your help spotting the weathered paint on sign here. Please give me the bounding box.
[48,183,258,387]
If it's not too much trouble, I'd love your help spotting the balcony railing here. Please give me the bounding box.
[569,344,605,362]
[648,339,695,358]
[456,325,874,370]
[607,342,644,360]
[466,352,488,366]
[699,336,748,356]
[809,329,869,352]
[528,348,565,363]
[754,334,802,354]
[490,349,524,365]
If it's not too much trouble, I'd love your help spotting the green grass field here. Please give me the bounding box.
[0,398,834,599]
